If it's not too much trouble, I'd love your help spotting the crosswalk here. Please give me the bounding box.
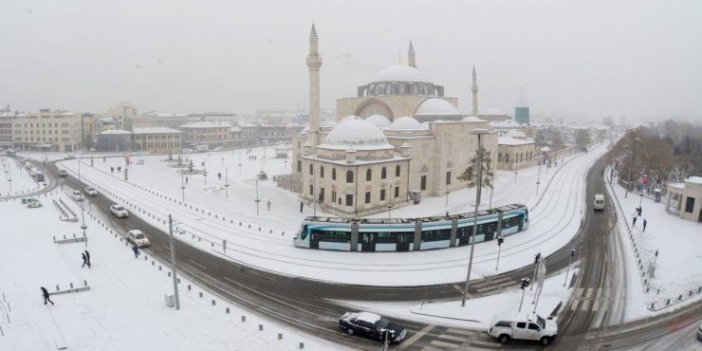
[402,326,510,351]
[568,287,608,312]
[470,276,518,294]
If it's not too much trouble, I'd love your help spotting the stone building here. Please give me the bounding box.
[0,106,17,148]
[291,25,498,217]
[131,127,182,154]
[666,176,702,222]
[12,110,83,152]
[496,130,536,170]
[179,121,232,147]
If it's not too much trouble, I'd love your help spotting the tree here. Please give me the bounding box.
[458,146,493,190]
[575,129,591,148]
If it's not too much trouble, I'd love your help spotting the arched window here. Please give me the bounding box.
[332,168,336,180]
[346,170,354,183]
[381,167,387,179]
[395,165,401,177]
[366,169,372,181]
[320,166,324,178]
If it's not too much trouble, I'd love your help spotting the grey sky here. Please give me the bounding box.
[1,0,700,121]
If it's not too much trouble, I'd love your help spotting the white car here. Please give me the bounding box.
[57,168,68,177]
[487,312,558,346]
[84,186,98,196]
[110,204,129,218]
[127,229,151,248]
[71,190,84,202]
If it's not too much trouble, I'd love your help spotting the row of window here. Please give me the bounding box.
[14,122,71,128]
[308,186,401,206]
[15,129,71,135]
[300,162,402,183]
[498,150,534,163]
[361,82,439,97]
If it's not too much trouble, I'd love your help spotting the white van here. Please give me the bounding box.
[593,194,605,211]
[488,312,558,346]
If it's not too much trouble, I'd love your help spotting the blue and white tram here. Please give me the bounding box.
[293,204,529,252]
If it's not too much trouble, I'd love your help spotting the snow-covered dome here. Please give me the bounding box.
[365,114,392,128]
[462,115,485,122]
[373,64,427,82]
[415,98,460,116]
[387,116,426,130]
[508,130,527,139]
[324,116,390,147]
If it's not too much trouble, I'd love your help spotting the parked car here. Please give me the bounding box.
[487,312,558,346]
[338,312,407,344]
[127,229,151,248]
[26,198,42,208]
[84,186,98,196]
[71,190,84,202]
[57,168,68,177]
[110,204,129,218]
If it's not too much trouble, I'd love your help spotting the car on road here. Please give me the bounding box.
[71,190,84,202]
[593,194,605,211]
[488,312,558,346]
[127,229,151,248]
[26,198,42,208]
[338,312,407,344]
[84,186,98,196]
[57,168,68,176]
[110,204,129,218]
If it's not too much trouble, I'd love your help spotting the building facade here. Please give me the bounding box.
[131,127,182,154]
[666,176,702,222]
[496,130,536,170]
[180,122,232,147]
[12,110,82,152]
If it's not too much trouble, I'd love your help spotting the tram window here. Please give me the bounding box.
[422,228,451,241]
[374,232,396,243]
[503,216,520,229]
[312,230,350,243]
[299,225,308,240]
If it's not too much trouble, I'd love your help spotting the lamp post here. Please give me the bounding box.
[180,145,185,202]
[462,128,490,307]
[536,160,541,195]
[564,248,576,287]
[225,167,229,199]
[255,179,260,216]
[495,235,504,271]
[168,215,180,310]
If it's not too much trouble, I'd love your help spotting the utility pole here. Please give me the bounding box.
[225,167,229,199]
[168,215,180,310]
[518,278,530,312]
[564,248,576,287]
[255,179,260,216]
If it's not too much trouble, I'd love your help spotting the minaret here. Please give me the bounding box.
[515,87,530,125]
[471,65,479,116]
[306,23,323,146]
[408,41,416,68]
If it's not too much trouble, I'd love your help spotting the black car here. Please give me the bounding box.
[338,312,407,343]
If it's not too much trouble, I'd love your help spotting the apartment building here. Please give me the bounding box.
[12,109,82,152]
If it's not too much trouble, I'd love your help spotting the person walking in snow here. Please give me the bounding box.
[41,287,54,305]
[267,199,271,211]
[84,250,91,266]
[132,243,139,258]
[643,219,647,232]
[185,176,188,184]
[632,216,637,227]
[81,252,88,268]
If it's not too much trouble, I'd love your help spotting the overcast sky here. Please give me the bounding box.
[1,0,700,121]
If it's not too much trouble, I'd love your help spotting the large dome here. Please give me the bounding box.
[387,116,426,130]
[415,98,460,116]
[323,116,390,147]
[373,64,427,82]
[365,114,392,128]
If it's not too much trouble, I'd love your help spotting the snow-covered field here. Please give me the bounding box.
[47,145,606,286]
[606,174,702,321]
[0,191,347,351]
[0,156,45,198]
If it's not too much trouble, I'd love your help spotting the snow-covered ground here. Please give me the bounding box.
[0,156,45,198]
[605,173,702,321]
[46,145,605,286]
[0,191,347,351]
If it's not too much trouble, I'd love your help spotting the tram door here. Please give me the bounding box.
[361,233,375,252]
[518,215,524,232]
[397,233,411,252]
[310,232,319,249]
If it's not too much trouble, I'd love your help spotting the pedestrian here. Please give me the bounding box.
[110,167,114,173]
[638,206,643,216]
[299,201,304,213]
[185,177,188,184]
[267,199,271,211]
[643,219,647,232]
[84,250,91,266]
[218,172,221,180]
[81,252,88,268]
[632,216,637,227]
[41,287,54,305]
[132,243,139,258]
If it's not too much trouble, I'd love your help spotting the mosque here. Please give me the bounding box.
[291,24,502,218]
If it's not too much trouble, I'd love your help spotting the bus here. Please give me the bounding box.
[294,204,529,252]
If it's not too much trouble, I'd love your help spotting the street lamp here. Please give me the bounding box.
[445,189,450,217]
[536,160,542,195]
[225,167,229,199]
[255,178,261,216]
[462,128,490,307]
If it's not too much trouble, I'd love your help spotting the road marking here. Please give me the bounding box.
[570,299,580,311]
[419,346,444,351]
[188,259,207,270]
[591,298,600,312]
[452,284,464,293]
[585,288,594,299]
[475,280,515,293]
[471,276,511,288]
[595,289,602,300]
[576,287,584,298]
[438,333,465,342]
[430,340,461,348]
[395,324,435,351]
[445,328,475,336]
[469,338,500,347]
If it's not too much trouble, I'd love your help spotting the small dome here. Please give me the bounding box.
[373,64,427,82]
[324,116,390,147]
[415,98,460,116]
[365,114,392,128]
[462,115,485,122]
[508,130,527,139]
[387,116,426,130]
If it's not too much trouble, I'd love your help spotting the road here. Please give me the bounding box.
[42,154,702,350]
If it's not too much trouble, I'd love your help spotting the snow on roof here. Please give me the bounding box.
[355,312,382,324]
[499,130,534,146]
[364,114,392,128]
[686,176,702,184]
[100,129,132,135]
[386,116,427,131]
[462,115,485,122]
[373,64,428,83]
[321,116,390,149]
[230,127,241,132]
[132,127,181,134]
[490,120,523,128]
[415,98,460,116]
[180,121,231,129]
